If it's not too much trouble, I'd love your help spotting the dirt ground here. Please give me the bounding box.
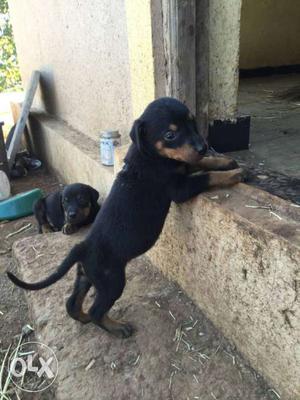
[0,169,61,399]
[0,169,282,400]
[0,169,61,343]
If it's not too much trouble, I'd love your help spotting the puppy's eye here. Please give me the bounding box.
[77,196,88,206]
[164,131,177,141]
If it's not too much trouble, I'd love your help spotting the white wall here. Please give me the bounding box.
[9,0,133,141]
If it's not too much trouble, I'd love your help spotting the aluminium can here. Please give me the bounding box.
[100,130,121,166]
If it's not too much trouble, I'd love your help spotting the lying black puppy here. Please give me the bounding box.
[8,98,244,338]
[33,183,100,234]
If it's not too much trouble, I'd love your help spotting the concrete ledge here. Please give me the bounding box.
[27,115,299,398]
[148,185,300,400]
[27,111,114,199]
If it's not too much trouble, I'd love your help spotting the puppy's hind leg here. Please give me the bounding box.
[88,266,133,338]
[66,263,92,324]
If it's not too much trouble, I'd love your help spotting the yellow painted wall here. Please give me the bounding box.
[125,0,155,119]
[240,0,300,69]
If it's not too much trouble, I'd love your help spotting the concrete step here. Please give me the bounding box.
[13,231,278,400]
[26,113,300,399]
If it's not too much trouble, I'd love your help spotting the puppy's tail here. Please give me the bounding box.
[7,241,86,291]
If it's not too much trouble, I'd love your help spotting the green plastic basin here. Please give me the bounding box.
[0,188,44,221]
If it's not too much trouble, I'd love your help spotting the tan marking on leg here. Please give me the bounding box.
[77,310,91,323]
[97,314,133,338]
[41,224,53,233]
[208,168,244,187]
[74,288,91,323]
[76,307,91,323]
[193,156,238,171]
[68,264,91,323]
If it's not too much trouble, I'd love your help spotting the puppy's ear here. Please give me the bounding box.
[89,187,99,204]
[129,119,145,153]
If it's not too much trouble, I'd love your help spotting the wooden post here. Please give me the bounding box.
[195,0,210,137]
[158,1,244,147]
[7,70,40,168]
[162,0,196,114]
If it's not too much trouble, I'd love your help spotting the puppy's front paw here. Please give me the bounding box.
[228,168,247,184]
[225,158,239,170]
[110,322,134,339]
[41,224,53,234]
[96,315,135,339]
[62,223,77,235]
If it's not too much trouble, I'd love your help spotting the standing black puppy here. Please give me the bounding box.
[8,98,244,338]
[33,183,100,234]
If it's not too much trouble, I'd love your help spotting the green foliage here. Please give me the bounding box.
[0,0,22,92]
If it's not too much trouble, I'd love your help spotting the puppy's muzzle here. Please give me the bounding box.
[67,211,77,221]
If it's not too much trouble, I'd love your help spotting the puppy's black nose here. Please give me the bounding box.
[68,211,77,220]
[197,143,208,155]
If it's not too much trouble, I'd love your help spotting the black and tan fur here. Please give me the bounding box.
[33,183,100,234]
[8,98,245,338]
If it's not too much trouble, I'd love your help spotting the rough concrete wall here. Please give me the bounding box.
[209,0,242,121]
[148,189,300,399]
[8,0,133,141]
[240,0,300,69]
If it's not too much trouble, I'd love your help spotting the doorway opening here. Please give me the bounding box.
[234,0,300,204]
